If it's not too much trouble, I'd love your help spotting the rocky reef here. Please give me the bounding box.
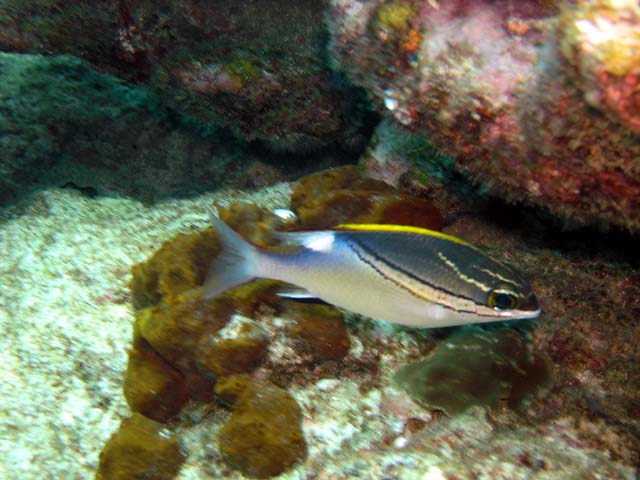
[0,0,371,152]
[1,1,639,479]
[328,0,640,232]
[0,52,236,204]
[87,167,638,479]
[1,168,638,479]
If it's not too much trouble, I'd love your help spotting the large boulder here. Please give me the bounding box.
[0,53,233,204]
[328,0,640,232]
[0,0,371,151]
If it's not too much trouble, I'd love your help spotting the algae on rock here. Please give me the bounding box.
[394,327,553,416]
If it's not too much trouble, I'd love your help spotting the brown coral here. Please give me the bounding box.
[96,413,186,480]
[291,166,443,230]
[123,331,189,422]
[215,374,307,478]
[285,302,351,361]
[130,229,219,309]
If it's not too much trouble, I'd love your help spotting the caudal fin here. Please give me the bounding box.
[201,210,257,299]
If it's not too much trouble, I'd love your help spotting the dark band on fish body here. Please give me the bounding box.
[349,239,480,305]
[344,230,530,303]
[347,239,500,317]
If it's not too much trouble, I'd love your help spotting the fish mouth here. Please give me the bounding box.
[494,307,542,320]
[514,294,542,319]
[515,307,542,319]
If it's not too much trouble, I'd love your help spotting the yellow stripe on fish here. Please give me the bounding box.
[335,223,475,248]
[202,211,541,328]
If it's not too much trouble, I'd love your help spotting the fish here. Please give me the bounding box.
[202,211,541,328]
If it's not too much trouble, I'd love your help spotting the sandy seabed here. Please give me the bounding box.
[0,184,636,480]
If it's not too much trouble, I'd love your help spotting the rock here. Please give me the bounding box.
[0,0,370,151]
[327,0,640,232]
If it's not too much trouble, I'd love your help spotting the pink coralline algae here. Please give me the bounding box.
[561,0,640,133]
[328,0,640,232]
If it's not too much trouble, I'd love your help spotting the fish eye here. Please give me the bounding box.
[488,288,519,310]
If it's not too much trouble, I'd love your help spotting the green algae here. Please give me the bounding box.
[373,2,415,33]
[394,327,552,416]
[224,53,262,86]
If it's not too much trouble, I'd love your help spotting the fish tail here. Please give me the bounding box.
[201,210,258,299]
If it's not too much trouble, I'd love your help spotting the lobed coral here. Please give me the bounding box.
[123,329,189,423]
[95,413,186,480]
[130,229,219,309]
[215,374,307,478]
[284,302,351,362]
[290,165,443,230]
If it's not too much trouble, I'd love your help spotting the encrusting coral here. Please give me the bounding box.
[95,413,186,480]
[394,327,553,416]
[215,374,307,478]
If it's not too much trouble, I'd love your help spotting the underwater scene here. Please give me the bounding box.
[0,1,639,479]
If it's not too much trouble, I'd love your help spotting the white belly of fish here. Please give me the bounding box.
[257,240,458,328]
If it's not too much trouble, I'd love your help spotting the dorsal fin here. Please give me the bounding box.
[334,223,474,247]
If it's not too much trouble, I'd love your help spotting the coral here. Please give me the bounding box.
[218,203,284,247]
[95,413,186,480]
[215,374,307,478]
[284,302,351,361]
[123,329,189,422]
[560,0,640,132]
[128,206,284,402]
[394,327,552,416]
[291,166,443,230]
[130,229,219,309]
[199,335,269,377]
[328,0,640,232]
